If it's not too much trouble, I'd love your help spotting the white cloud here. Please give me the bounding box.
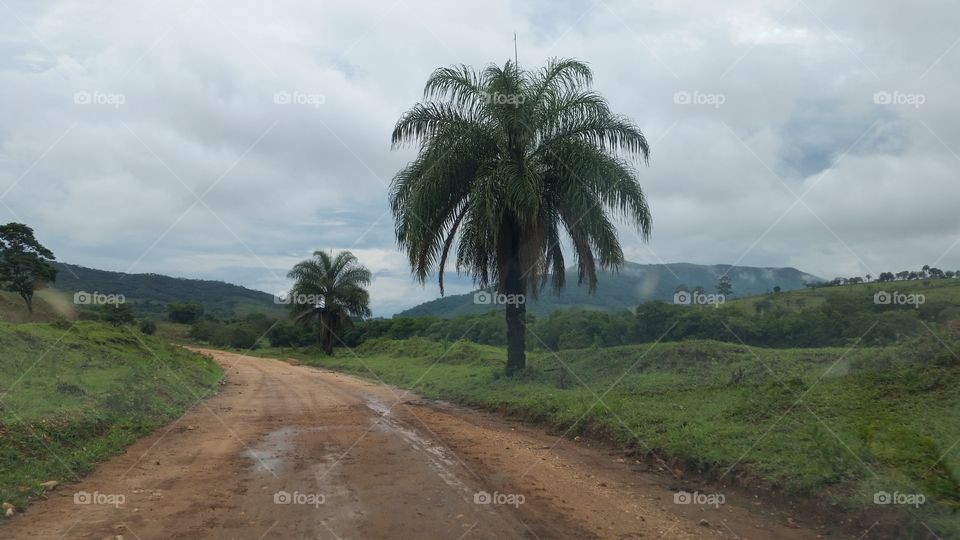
[1,0,958,315]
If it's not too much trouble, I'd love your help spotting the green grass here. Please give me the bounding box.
[258,338,960,537]
[726,278,960,315]
[0,320,223,510]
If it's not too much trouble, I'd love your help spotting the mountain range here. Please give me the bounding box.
[397,262,821,318]
[50,262,284,319]
[41,261,820,320]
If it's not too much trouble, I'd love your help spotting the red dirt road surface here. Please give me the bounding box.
[2,348,828,539]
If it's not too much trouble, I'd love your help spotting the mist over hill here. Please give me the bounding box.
[398,262,821,318]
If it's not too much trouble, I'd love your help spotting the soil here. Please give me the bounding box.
[1,348,837,539]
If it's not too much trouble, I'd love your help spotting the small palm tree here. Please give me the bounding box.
[390,58,652,374]
[286,250,371,355]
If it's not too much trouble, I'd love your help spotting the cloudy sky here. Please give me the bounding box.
[1,0,958,315]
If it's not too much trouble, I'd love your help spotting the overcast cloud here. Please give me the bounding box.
[1,0,958,315]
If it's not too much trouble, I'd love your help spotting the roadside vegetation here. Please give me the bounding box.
[256,336,959,537]
[0,317,223,511]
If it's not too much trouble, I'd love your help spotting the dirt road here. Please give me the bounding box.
[2,349,828,539]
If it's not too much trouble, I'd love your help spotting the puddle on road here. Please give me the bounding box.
[243,400,472,503]
[244,425,370,474]
[244,426,299,474]
[365,397,471,496]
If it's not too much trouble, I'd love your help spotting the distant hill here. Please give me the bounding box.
[397,262,821,318]
[50,262,284,319]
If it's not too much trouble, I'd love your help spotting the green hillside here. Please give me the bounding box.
[398,262,820,318]
[50,262,285,319]
[0,321,223,510]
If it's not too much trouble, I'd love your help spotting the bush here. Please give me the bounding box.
[267,322,314,347]
[138,319,157,335]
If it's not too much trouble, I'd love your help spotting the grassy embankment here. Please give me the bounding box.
[257,336,959,536]
[0,317,223,512]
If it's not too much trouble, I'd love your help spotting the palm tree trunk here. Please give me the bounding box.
[504,230,526,376]
[321,313,335,356]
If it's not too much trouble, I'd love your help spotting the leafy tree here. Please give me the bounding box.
[167,301,204,324]
[716,275,733,296]
[389,58,652,374]
[772,285,781,293]
[0,223,57,315]
[287,250,372,355]
[102,303,134,326]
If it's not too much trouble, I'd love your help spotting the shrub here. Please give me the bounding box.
[139,319,157,335]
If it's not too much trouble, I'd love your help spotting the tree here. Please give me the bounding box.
[0,223,57,315]
[716,275,733,297]
[772,285,781,293]
[167,301,204,324]
[287,250,371,355]
[389,58,652,374]
[101,303,134,326]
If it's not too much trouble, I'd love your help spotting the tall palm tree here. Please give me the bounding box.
[389,58,652,374]
[286,250,372,355]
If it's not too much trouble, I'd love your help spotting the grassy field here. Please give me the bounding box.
[0,320,223,510]
[258,337,960,537]
[726,278,960,315]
